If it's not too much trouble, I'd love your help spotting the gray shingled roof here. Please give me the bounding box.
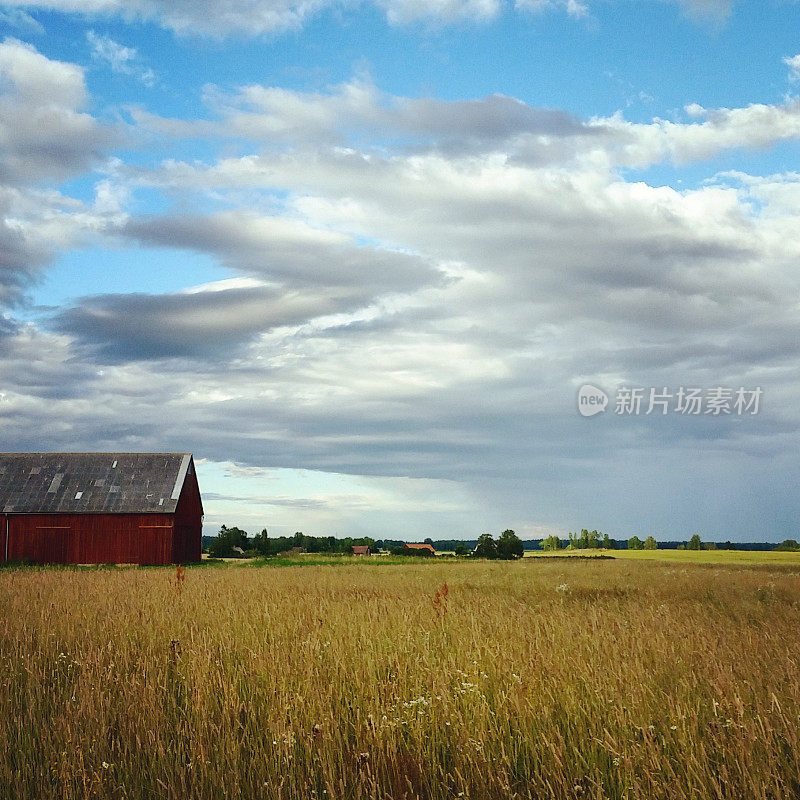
[0,453,195,514]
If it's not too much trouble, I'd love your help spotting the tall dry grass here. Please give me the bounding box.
[0,558,799,799]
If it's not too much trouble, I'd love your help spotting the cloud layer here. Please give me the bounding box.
[2,0,738,35]
[2,36,800,539]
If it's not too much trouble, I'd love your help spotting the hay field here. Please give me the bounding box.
[526,549,800,565]
[1,558,799,799]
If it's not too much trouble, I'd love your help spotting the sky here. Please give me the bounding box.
[1,0,800,542]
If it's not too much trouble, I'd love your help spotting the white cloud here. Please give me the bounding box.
[0,37,116,184]
[375,0,500,24]
[135,78,800,172]
[1,0,735,35]
[5,0,487,35]
[0,8,44,33]
[591,100,800,167]
[0,40,119,304]
[86,30,155,86]
[516,0,731,21]
[785,54,800,83]
[515,0,588,18]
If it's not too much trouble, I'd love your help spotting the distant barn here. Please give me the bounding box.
[0,453,203,565]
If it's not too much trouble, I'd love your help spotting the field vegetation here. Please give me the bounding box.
[1,558,799,799]
[529,548,800,565]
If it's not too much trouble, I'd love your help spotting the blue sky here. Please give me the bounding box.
[1,0,800,541]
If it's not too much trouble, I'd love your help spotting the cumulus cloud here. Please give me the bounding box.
[595,101,800,167]
[0,190,53,305]
[0,40,119,307]
[133,78,800,171]
[195,79,592,152]
[0,38,116,184]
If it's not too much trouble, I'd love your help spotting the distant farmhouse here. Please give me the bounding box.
[0,453,202,565]
[404,542,436,555]
[351,544,370,556]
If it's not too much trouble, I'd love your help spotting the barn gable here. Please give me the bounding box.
[0,453,201,515]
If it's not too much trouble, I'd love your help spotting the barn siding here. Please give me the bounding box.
[173,468,203,563]
[2,513,175,565]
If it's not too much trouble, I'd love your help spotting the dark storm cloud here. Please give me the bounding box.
[52,283,373,361]
[121,211,442,292]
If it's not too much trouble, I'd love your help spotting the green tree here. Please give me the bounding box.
[497,529,524,560]
[774,539,799,551]
[567,531,577,549]
[540,535,561,551]
[601,533,615,550]
[474,533,499,559]
[251,528,270,556]
[208,525,250,558]
[643,535,658,550]
[453,543,470,556]
[628,535,644,551]
[687,534,702,551]
[571,529,601,549]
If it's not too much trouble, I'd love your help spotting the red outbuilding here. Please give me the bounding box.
[0,453,203,565]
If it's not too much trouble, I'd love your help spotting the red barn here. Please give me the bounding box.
[0,453,203,565]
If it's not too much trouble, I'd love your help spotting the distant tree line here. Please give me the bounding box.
[205,527,526,559]
[540,529,658,551]
[207,527,376,559]
[205,526,800,558]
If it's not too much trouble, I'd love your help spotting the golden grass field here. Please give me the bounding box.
[526,548,800,565]
[1,556,800,799]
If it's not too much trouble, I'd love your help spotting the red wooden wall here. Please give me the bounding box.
[0,513,175,565]
[173,467,203,563]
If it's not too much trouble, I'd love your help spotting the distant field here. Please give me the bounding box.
[526,548,800,565]
[1,558,799,799]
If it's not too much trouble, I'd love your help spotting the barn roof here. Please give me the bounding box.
[404,542,436,553]
[0,453,197,515]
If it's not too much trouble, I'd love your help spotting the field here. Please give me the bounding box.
[526,548,800,565]
[1,557,800,799]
